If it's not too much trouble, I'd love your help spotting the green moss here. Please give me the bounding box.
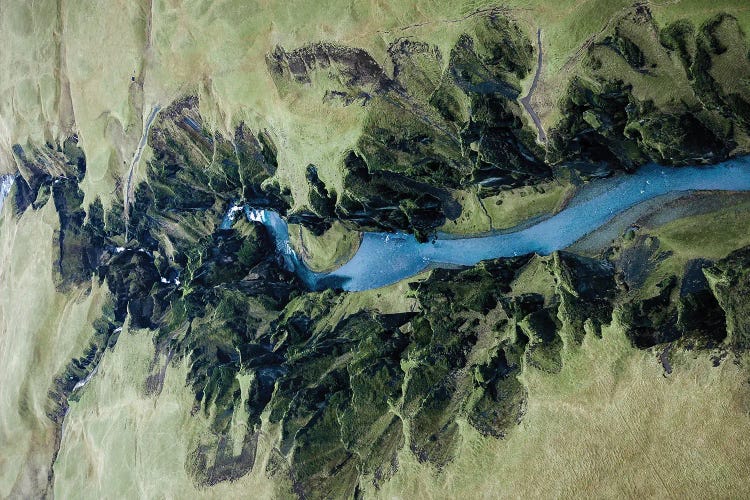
[706,247,750,349]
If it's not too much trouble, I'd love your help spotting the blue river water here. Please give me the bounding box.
[0,174,15,216]
[225,156,750,291]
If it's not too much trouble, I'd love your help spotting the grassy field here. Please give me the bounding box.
[0,199,108,498]
[441,181,574,234]
[655,198,750,261]
[52,327,284,499]
[651,0,750,30]
[635,197,750,298]
[287,221,360,272]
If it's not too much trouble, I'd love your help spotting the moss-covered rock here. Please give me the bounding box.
[706,246,750,349]
[268,12,549,239]
[549,6,749,174]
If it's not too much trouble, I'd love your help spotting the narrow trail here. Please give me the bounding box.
[520,28,547,143]
[373,6,522,37]
[124,105,160,236]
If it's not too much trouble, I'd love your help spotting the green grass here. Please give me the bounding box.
[584,12,699,109]
[287,221,360,272]
[374,322,750,498]
[52,327,286,499]
[656,198,750,261]
[651,0,750,32]
[630,197,750,298]
[0,201,109,497]
[441,181,573,234]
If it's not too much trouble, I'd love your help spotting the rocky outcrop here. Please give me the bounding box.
[549,7,750,175]
[10,138,85,213]
[9,138,97,291]
[267,13,549,238]
[706,247,750,349]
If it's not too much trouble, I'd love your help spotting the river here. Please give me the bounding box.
[4,157,750,292]
[223,156,750,291]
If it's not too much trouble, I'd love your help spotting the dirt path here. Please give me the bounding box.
[124,105,160,234]
[520,28,547,143]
